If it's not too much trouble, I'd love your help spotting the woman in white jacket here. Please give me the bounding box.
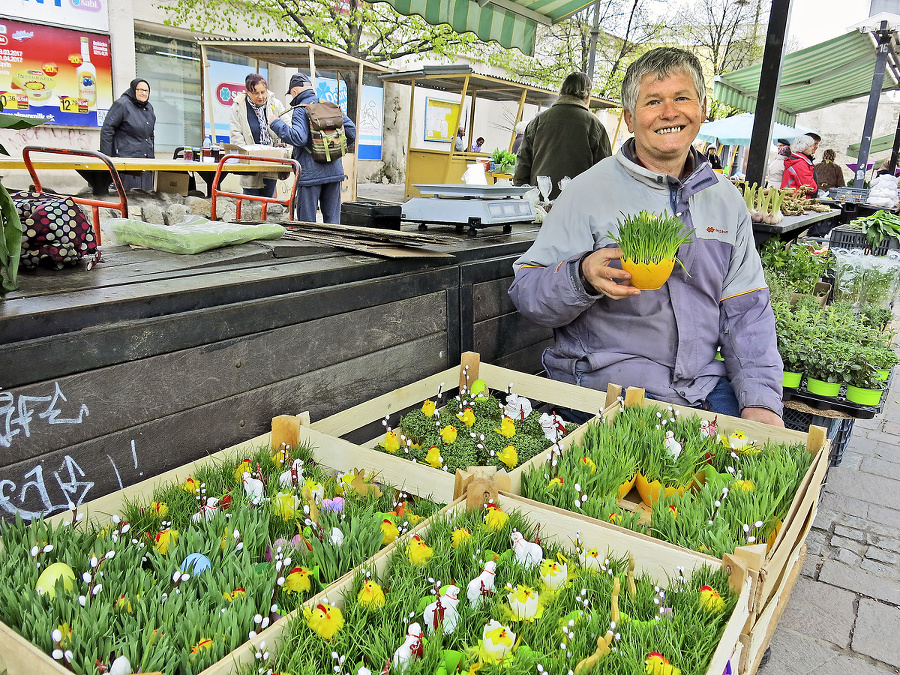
[229,73,287,198]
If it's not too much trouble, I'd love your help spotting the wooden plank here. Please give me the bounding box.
[2,336,448,521]
[0,619,71,675]
[285,220,458,244]
[0,268,457,389]
[739,545,807,675]
[473,312,554,362]
[0,292,449,465]
[472,276,517,323]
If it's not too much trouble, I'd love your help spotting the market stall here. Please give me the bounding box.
[378,66,619,200]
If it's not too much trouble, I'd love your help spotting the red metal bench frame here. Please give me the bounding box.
[21,146,128,246]
[210,154,301,222]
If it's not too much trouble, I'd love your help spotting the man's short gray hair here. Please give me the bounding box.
[791,135,816,154]
[621,48,706,115]
[560,72,592,100]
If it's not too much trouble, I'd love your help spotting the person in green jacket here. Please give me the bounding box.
[513,72,611,201]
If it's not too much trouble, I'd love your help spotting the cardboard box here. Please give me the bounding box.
[154,170,190,196]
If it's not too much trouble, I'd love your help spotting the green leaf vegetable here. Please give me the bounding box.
[609,210,692,267]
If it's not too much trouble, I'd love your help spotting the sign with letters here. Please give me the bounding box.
[2,0,109,33]
[0,18,113,127]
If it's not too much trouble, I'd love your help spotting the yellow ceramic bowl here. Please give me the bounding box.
[621,258,676,291]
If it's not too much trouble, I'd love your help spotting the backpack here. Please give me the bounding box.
[10,191,97,269]
[301,101,348,163]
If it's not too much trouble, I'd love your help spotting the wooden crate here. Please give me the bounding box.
[205,493,755,675]
[508,384,828,631]
[307,351,608,502]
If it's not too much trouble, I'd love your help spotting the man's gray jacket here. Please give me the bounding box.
[509,141,783,416]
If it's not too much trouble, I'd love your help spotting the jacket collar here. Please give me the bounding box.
[553,94,589,109]
[289,88,317,107]
[616,138,717,190]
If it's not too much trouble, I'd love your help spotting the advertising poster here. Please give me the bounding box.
[424,98,460,142]
[203,62,268,144]
[0,19,112,127]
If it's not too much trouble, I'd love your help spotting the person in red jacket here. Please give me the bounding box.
[781,134,819,196]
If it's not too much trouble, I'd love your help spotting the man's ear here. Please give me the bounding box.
[624,109,634,134]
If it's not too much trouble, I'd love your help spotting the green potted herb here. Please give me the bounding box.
[490,148,516,174]
[842,347,886,406]
[610,211,692,290]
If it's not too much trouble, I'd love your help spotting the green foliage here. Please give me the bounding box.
[759,240,832,295]
[610,211,692,265]
[491,149,517,173]
[264,506,738,675]
[0,442,440,672]
[521,404,814,559]
[845,210,900,249]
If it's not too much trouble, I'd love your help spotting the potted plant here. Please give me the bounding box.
[842,347,886,406]
[610,211,692,291]
[490,148,516,174]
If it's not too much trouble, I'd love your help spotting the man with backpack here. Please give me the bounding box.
[268,72,357,223]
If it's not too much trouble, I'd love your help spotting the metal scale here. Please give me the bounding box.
[402,184,535,235]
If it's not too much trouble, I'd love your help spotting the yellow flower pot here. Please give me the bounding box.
[621,258,676,291]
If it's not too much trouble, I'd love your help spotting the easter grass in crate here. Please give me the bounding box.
[516,385,828,634]
[308,352,609,502]
[227,494,752,675]
[0,425,441,675]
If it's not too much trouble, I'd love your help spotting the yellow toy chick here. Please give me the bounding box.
[547,477,564,491]
[734,479,755,492]
[482,620,516,661]
[484,503,509,531]
[304,603,344,640]
[283,566,312,594]
[495,417,516,438]
[152,529,178,555]
[357,580,386,610]
[451,527,472,548]
[699,585,725,612]
[383,431,401,454]
[540,559,568,591]
[380,518,400,545]
[425,446,443,469]
[581,456,597,475]
[406,535,434,566]
[182,477,199,494]
[441,425,457,444]
[149,501,169,517]
[497,445,518,469]
[223,587,245,602]
[422,399,436,417]
[272,492,300,520]
[233,459,252,482]
[457,408,476,427]
[645,653,681,675]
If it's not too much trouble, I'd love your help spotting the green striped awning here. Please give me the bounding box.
[380,0,594,55]
[713,31,900,126]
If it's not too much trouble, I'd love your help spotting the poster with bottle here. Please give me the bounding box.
[0,19,113,127]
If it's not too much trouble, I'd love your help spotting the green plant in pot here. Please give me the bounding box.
[610,210,692,290]
[491,148,516,173]
[842,347,886,406]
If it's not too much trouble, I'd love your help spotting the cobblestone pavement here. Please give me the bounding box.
[358,181,900,673]
[759,373,900,674]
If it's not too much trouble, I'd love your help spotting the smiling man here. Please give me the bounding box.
[508,47,784,427]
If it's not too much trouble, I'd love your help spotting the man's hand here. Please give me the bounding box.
[741,407,785,427]
[581,248,642,300]
[266,110,279,126]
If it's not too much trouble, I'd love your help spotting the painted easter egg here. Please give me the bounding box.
[35,562,76,598]
[470,379,488,398]
[182,553,212,576]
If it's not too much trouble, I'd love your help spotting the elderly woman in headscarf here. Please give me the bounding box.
[229,73,287,198]
[814,149,846,193]
[100,78,156,190]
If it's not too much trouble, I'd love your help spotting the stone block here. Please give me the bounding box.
[852,598,900,667]
[819,561,900,604]
[818,492,868,517]
[833,548,861,566]
[865,547,900,566]
[141,202,165,225]
[165,203,191,225]
[867,504,900,530]
[757,629,842,674]
[829,535,866,556]
[804,528,828,556]
[825,469,900,511]
[833,524,866,542]
[778,577,857,648]
[859,558,900,581]
[815,653,899,675]
[801,552,824,579]
[185,196,212,218]
[860,456,900,481]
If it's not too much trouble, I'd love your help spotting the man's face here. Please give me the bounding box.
[777,142,788,152]
[248,83,268,106]
[624,70,705,174]
[809,140,819,157]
